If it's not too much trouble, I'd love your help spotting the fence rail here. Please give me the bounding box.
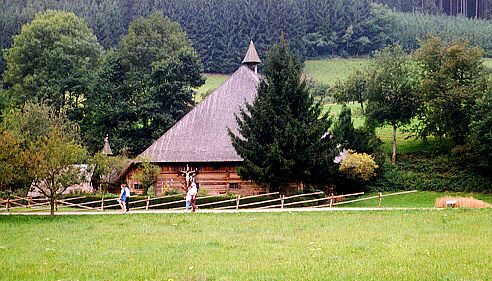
[0,190,418,213]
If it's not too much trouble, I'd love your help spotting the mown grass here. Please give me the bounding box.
[1,210,490,280]
[304,58,370,86]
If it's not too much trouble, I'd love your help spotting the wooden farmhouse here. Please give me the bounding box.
[118,41,265,196]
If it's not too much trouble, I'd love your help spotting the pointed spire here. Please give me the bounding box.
[102,135,113,156]
[242,40,261,73]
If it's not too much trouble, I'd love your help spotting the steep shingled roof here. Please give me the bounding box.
[139,66,260,163]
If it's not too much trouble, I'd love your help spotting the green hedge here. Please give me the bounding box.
[367,153,492,193]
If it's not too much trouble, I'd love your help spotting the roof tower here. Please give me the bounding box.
[242,40,261,73]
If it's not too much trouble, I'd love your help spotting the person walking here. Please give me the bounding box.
[124,185,131,212]
[189,179,198,212]
[118,185,126,212]
[185,187,192,211]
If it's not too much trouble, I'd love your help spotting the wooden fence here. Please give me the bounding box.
[0,190,418,213]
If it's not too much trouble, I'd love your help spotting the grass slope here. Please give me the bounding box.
[1,210,490,280]
[194,74,230,102]
[304,58,370,86]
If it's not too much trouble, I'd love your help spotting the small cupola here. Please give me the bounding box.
[102,135,113,156]
[242,40,261,74]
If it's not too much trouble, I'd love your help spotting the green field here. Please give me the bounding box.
[305,57,492,86]
[1,209,490,280]
[194,74,230,102]
[304,58,370,85]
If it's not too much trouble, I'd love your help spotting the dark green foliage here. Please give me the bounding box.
[466,85,492,175]
[374,0,491,19]
[367,153,492,193]
[230,38,339,193]
[0,1,491,75]
[3,10,102,119]
[82,13,204,155]
[394,12,492,57]
[332,105,384,163]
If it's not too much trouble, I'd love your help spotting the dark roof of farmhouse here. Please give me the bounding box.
[139,65,260,163]
[242,41,261,64]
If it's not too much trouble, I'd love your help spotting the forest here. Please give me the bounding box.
[1,0,491,74]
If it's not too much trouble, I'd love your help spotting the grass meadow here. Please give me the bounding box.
[194,74,230,102]
[1,209,490,280]
[304,58,370,85]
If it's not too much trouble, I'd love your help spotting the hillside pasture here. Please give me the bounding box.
[303,58,370,86]
[0,210,490,280]
[194,73,230,102]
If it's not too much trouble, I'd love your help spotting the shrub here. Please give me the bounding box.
[339,150,379,181]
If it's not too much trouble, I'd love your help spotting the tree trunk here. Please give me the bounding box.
[392,125,397,163]
[360,101,364,114]
[476,0,478,18]
[50,197,55,218]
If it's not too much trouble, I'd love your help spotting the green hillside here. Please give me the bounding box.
[303,58,370,85]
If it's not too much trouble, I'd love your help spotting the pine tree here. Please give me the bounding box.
[229,38,339,194]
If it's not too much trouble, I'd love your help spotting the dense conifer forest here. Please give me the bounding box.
[1,0,491,74]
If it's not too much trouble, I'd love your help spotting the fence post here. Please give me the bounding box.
[6,198,10,211]
[235,195,241,210]
[329,193,334,208]
[101,194,104,211]
[281,195,285,209]
[28,196,31,208]
[146,196,150,210]
[378,192,382,207]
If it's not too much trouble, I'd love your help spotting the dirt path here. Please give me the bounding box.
[1,207,441,216]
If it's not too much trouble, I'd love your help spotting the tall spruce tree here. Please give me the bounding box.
[229,38,339,194]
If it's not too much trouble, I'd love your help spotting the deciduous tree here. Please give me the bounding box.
[3,10,102,120]
[413,36,488,143]
[30,128,89,217]
[364,45,419,163]
[83,12,204,155]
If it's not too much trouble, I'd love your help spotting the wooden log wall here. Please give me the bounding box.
[124,162,264,196]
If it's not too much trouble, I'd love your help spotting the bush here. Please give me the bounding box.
[339,150,379,181]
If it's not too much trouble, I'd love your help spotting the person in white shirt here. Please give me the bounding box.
[185,188,192,211]
[124,185,131,212]
[189,179,198,212]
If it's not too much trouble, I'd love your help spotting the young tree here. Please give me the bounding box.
[332,69,368,113]
[230,38,339,194]
[364,45,419,163]
[30,128,89,217]
[3,10,102,120]
[1,102,80,194]
[413,36,488,143]
[133,161,161,196]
